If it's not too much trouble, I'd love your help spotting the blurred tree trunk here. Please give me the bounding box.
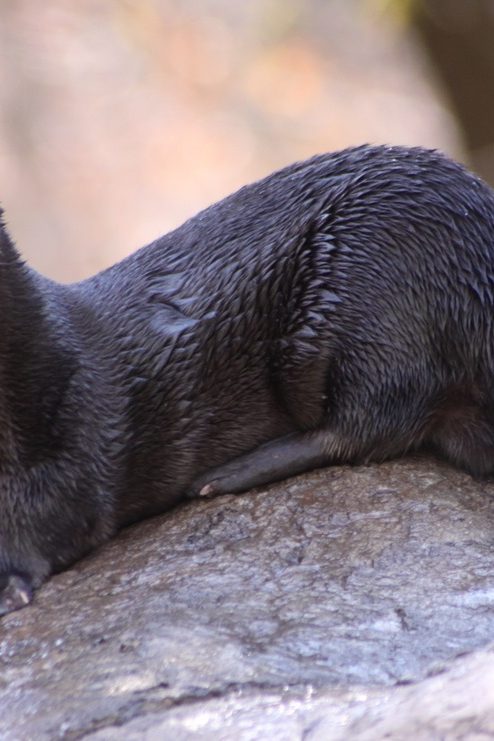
[412,0,494,184]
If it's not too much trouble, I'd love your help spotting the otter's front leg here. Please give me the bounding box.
[187,429,350,498]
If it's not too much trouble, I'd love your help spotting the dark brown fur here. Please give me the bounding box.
[2,144,494,614]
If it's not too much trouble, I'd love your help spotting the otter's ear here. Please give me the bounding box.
[0,572,33,616]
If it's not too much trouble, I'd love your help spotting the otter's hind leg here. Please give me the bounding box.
[187,429,354,499]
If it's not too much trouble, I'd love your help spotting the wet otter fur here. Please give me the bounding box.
[2,144,494,615]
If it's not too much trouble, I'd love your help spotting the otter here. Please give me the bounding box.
[1,144,494,616]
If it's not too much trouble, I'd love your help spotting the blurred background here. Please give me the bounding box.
[0,0,493,281]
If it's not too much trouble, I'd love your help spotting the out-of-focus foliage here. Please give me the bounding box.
[0,0,460,280]
[364,0,417,25]
[366,0,494,185]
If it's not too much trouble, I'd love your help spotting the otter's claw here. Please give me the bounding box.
[0,573,33,616]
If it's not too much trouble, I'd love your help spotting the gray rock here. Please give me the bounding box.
[84,648,494,740]
[2,457,494,739]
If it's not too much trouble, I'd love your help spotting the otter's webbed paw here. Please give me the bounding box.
[0,572,33,616]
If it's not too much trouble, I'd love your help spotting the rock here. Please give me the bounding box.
[84,648,494,740]
[2,456,494,739]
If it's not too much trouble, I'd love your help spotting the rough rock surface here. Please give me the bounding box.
[2,457,494,739]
